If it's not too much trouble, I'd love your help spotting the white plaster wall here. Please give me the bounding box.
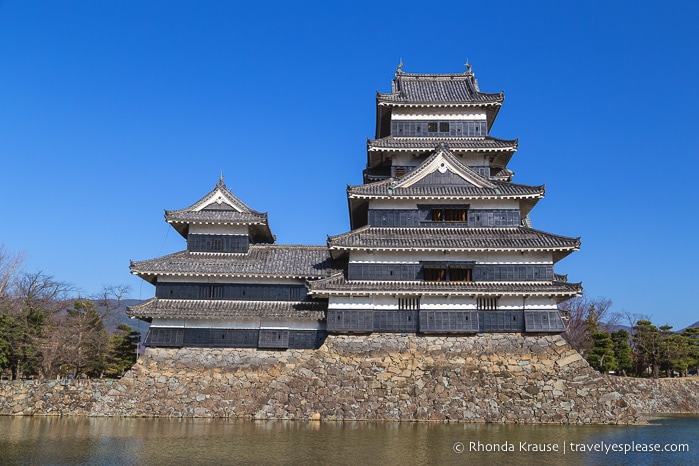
[391,108,486,120]
[522,297,559,310]
[419,297,477,309]
[496,297,557,310]
[328,296,560,311]
[328,297,374,310]
[349,250,553,264]
[259,320,325,330]
[391,153,422,167]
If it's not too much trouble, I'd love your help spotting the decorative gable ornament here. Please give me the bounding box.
[392,144,495,190]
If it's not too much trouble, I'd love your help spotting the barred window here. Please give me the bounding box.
[398,297,420,310]
[477,297,498,310]
[431,207,468,223]
[201,285,223,299]
[444,208,467,222]
[211,237,223,251]
[424,267,447,282]
[450,268,472,282]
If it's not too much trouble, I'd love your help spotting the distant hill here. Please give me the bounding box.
[91,299,150,336]
[602,323,632,333]
[680,321,699,332]
[604,321,699,334]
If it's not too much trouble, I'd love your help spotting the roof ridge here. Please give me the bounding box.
[249,244,329,250]
[165,179,263,216]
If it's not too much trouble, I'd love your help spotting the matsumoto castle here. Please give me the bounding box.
[129,62,582,350]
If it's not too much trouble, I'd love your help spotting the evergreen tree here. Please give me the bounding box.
[683,327,699,375]
[632,320,662,378]
[586,331,617,373]
[610,329,634,376]
[106,324,140,377]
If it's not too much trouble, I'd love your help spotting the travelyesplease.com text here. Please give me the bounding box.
[453,440,689,455]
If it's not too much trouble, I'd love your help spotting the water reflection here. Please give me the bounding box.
[0,416,696,465]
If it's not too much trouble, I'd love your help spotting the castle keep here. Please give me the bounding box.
[129,63,582,349]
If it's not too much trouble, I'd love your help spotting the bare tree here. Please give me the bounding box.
[65,299,109,378]
[0,245,24,309]
[92,284,131,329]
[38,314,72,379]
[2,272,73,379]
[559,295,617,354]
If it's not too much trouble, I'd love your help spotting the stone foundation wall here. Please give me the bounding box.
[1,334,697,423]
[609,377,699,414]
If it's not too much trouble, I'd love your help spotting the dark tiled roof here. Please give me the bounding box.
[327,226,580,262]
[367,136,517,151]
[165,210,269,224]
[128,298,326,321]
[354,143,541,199]
[490,167,515,181]
[377,72,504,105]
[130,245,339,283]
[166,179,261,218]
[308,273,581,297]
[164,179,274,243]
[347,178,544,199]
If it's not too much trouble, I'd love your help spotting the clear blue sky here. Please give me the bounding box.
[1,1,697,329]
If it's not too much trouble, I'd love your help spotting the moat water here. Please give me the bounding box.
[0,415,696,465]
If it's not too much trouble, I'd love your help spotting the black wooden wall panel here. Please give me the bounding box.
[473,265,553,281]
[524,311,566,332]
[478,311,525,332]
[471,166,491,178]
[327,310,374,332]
[183,329,259,348]
[146,328,184,347]
[373,310,419,332]
[187,234,249,253]
[419,310,479,333]
[367,208,521,227]
[414,170,473,187]
[346,264,552,282]
[468,209,520,227]
[368,209,422,227]
[287,330,328,349]
[347,263,421,281]
[156,283,307,301]
[391,120,487,137]
[145,328,330,349]
[258,329,290,349]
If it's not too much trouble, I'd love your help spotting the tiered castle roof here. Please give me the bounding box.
[164,176,275,244]
[325,226,579,262]
[129,299,326,321]
[308,274,581,297]
[375,63,504,132]
[130,246,337,284]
